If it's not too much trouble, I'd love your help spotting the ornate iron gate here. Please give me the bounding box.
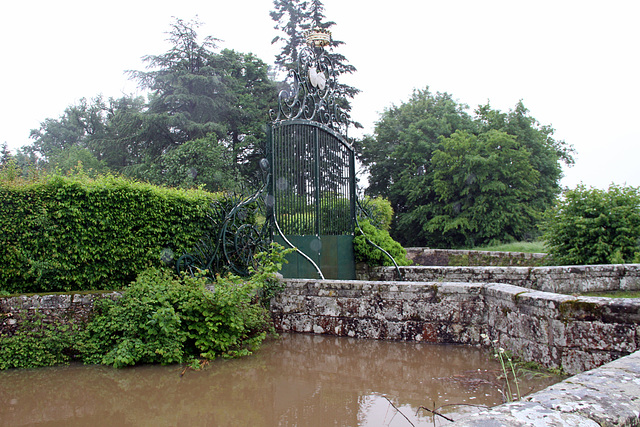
[176,27,402,280]
[267,28,356,279]
[268,120,356,279]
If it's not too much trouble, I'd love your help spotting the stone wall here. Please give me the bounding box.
[405,247,547,267]
[0,291,121,336]
[271,279,640,375]
[360,264,640,294]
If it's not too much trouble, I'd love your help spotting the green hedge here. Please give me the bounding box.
[0,173,220,293]
[542,184,640,265]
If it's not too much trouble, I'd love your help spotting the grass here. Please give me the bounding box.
[466,241,547,254]
[580,290,640,299]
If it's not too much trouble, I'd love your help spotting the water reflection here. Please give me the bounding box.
[0,333,561,426]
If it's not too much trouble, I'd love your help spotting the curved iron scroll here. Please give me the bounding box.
[270,45,348,132]
[355,199,404,281]
[176,162,273,278]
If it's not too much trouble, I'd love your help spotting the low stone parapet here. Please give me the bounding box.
[360,264,640,294]
[405,247,547,267]
[271,279,640,375]
[0,291,121,336]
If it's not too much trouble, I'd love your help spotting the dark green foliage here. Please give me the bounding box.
[76,268,272,368]
[0,173,218,293]
[354,219,411,267]
[1,245,289,370]
[136,135,240,193]
[542,184,640,265]
[423,130,540,247]
[357,87,573,248]
[0,312,79,370]
[475,101,575,213]
[125,19,277,182]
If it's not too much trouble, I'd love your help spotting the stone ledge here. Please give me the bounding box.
[454,350,640,426]
[361,264,640,294]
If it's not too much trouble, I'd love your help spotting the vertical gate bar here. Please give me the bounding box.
[350,148,356,232]
[304,124,308,234]
[341,143,346,233]
[314,127,320,236]
[294,125,298,233]
[302,124,307,234]
[285,126,290,233]
[341,146,354,234]
[282,127,286,230]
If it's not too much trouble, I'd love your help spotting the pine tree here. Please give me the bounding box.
[0,143,12,166]
[270,0,360,127]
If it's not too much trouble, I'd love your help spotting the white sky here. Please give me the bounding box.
[1,0,638,190]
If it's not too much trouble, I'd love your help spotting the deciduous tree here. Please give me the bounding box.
[357,87,573,247]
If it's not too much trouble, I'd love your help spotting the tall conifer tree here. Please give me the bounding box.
[270,0,360,126]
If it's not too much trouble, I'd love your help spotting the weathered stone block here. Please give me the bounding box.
[561,348,622,374]
[564,320,636,352]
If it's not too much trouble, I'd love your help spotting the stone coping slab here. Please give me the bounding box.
[454,350,640,426]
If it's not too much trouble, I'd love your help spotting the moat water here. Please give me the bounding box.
[0,333,562,426]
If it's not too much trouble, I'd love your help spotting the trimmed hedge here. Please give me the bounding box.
[1,173,220,293]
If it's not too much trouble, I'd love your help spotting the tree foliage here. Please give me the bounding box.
[26,18,277,189]
[1,143,12,165]
[542,184,640,265]
[357,87,574,248]
[136,135,239,192]
[475,101,575,213]
[424,130,540,247]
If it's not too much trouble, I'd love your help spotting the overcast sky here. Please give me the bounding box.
[1,0,638,190]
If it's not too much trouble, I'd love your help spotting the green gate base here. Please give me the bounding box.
[275,235,355,280]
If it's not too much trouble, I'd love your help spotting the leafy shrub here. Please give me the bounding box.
[76,268,271,368]
[0,245,288,370]
[358,196,394,231]
[542,184,640,265]
[354,219,411,267]
[0,312,79,370]
[0,172,219,293]
[77,245,290,368]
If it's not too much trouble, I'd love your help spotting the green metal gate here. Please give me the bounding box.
[176,28,402,281]
[268,120,356,279]
[266,28,359,279]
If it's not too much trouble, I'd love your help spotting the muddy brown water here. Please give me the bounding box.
[0,333,562,427]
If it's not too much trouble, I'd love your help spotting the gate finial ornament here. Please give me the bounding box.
[305,27,331,47]
[270,29,347,131]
